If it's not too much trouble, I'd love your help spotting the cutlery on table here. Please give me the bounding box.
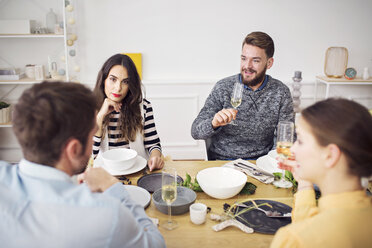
[234,162,274,177]
[237,203,291,218]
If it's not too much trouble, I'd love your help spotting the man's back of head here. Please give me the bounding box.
[12,81,98,167]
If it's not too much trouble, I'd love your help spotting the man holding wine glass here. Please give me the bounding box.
[191,31,294,160]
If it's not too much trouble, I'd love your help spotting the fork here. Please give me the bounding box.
[234,164,273,177]
[236,203,291,218]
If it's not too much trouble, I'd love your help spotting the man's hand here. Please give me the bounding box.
[212,108,238,129]
[81,167,120,192]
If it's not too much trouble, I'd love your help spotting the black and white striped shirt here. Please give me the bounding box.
[92,99,161,158]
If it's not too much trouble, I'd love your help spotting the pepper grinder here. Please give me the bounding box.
[292,71,302,113]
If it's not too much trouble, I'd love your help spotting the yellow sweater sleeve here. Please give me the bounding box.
[291,189,319,222]
[270,227,303,248]
[270,189,318,248]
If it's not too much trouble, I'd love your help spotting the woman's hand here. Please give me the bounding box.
[147,150,164,171]
[96,98,122,136]
[277,157,314,191]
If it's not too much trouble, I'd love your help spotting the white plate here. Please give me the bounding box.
[256,155,281,174]
[123,185,151,208]
[268,150,277,159]
[94,155,147,176]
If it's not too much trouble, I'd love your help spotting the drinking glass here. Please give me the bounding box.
[230,82,244,125]
[273,121,294,188]
[161,167,178,230]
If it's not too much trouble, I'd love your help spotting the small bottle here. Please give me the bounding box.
[363,67,370,80]
[46,8,57,33]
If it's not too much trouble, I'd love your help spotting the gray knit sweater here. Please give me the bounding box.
[191,74,294,160]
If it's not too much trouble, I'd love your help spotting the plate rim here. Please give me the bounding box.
[100,155,147,176]
[123,184,151,208]
[235,199,292,234]
[152,186,197,207]
[256,155,281,174]
[137,173,184,193]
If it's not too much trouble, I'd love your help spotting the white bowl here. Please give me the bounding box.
[102,148,137,171]
[196,167,247,199]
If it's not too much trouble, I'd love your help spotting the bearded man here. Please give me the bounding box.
[191,31,294,160]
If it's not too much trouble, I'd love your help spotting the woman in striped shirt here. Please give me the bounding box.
[92,54,164,171]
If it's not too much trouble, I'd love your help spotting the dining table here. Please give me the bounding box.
[124,160,294,248]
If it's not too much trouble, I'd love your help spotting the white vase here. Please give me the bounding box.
[0,106,11,124]
[46,8,57,33]
[363,67,370,80]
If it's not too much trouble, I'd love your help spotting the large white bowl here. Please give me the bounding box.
[196,167,247,199]
[102,148,138,171]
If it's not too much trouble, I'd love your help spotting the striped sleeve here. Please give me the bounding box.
[143,99,162,154]
[92,135,102,159]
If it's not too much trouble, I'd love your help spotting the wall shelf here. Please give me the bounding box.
[0,34,64,38]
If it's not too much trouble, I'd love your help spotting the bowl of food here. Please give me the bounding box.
[196,167,247,199]
[152,186,197,215]
[102,148,137,171]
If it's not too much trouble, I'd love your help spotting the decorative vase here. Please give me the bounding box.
[0,105,11,124]
[291,71,302,113]
[363,67,370,80]
[46,8,57,33]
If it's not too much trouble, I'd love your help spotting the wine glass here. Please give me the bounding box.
[230,82,244,125]
[273,121,294,188]
[161,167,178,230]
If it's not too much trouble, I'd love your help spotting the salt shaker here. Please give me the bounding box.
[363,67,369,80]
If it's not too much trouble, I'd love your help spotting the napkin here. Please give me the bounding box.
[223,159,274,184]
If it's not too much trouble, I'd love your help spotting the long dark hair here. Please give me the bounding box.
[93,54,143,141]
[302,98,372,178]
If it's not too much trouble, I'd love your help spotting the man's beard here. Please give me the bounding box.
[241,66,267,87]
[74,154,90,175]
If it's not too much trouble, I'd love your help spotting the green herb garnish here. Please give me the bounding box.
[181,173,203,192]
[0,102,10,109]
[273,171,298,192]
[239,182,257,195]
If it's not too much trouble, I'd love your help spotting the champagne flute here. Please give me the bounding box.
[161,167,178,230]
[230,82,244,125]
[273,121,294,188]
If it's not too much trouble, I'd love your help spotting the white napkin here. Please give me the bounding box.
[223,159,274,184]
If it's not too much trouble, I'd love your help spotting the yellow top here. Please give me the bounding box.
[271,189,372,248]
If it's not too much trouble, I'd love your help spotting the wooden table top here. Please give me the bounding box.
[125,160,294,248]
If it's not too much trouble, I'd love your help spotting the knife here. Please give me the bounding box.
[236,162,274,177]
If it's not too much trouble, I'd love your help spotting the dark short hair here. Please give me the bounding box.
[12,81,98,166]
[302,98,372,178]
[242,31,275,58]
[93,54,143,141]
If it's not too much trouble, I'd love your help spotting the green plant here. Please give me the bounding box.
[181,173,203,192]
[239,182,257,195]
[0,101,10,109]
[273,170,298,192]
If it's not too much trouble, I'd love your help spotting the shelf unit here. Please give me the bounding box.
[0,0,69,129]
[314,75,372,101]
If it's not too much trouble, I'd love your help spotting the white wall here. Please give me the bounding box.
[1,0,372,161]
[77,0,372,82]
